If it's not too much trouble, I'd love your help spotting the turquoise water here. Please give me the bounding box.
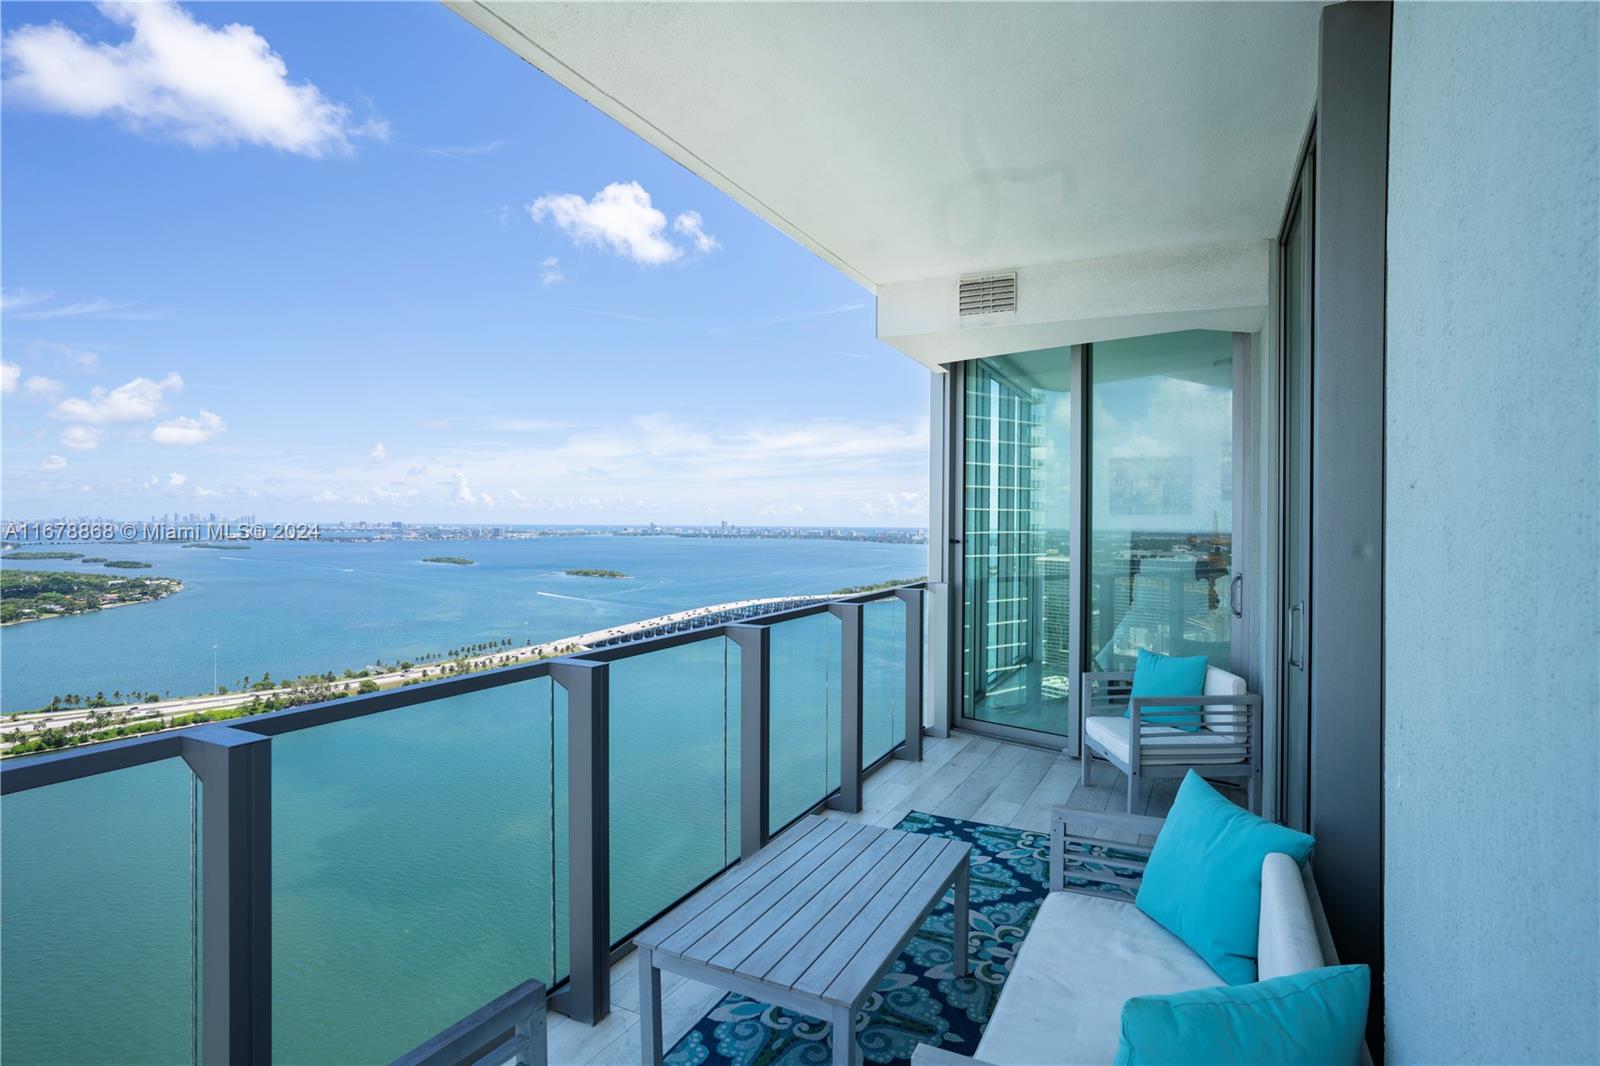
[0,535,921,712]
[0,537,920,1065]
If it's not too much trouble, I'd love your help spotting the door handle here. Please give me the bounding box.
[1229,574,1244,619]
[1287,601,1305,670]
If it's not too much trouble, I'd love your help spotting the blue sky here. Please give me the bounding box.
[0,1,930,526]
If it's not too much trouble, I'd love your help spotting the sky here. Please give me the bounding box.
[0,1,931,527]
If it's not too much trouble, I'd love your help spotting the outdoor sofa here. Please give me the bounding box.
[910,803,1368,1066]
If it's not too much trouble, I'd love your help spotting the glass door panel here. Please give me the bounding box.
[1088,331,1235,673]
[1281,155,1315,831]
[960,349,1072,738]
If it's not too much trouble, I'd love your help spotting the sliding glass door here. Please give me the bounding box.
[956,331,1241,748]
[959,349,1073,739]
[1088,331,1236,673]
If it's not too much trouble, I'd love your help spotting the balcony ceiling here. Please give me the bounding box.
[454,1,1323,291]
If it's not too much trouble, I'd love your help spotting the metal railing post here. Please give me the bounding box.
[549,659,610,1025]
[826,603,864,813]
[180,726,272,1066]
[726,624,771,857]
[894,588,925,762]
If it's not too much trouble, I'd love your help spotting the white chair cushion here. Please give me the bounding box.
[1083,714,1245,767]
[1257,852,1328,980]
[974,891,1224,1066]
[1202,665,1248,736]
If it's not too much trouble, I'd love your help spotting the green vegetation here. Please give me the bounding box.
[4,550,84,560]
[102,560,154,569]
[184,543,251,551]
[1,570,182,625]
[2,679,352,756]
[422,556,475,565]
[830,576,927,595]
[566,568,627,579]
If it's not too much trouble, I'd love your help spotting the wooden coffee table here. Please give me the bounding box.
[634,815,971,1066]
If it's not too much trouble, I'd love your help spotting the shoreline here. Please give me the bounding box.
[0,590,841,754]
[0,580,184,628]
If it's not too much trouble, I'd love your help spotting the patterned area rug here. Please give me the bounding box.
[663,812,1050,1066]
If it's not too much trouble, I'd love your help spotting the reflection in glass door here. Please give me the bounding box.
[1088,331,1236,673]
[959,349,1072,738]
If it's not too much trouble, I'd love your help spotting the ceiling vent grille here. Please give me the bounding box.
[958,272,1018,316]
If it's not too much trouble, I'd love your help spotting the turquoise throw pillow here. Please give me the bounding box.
[1114,964,1371,1066]
[1128,648,1209,731]
[1136,771,1315,984]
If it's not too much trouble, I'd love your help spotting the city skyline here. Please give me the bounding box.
[0,1,930,526]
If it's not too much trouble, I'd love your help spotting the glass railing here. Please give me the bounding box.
[863,597,908,766]
[0,582,928,1058]
[768,612,840,832]
[607,635,739,942]
[271,678,560,1063]
[1,757,199,1065]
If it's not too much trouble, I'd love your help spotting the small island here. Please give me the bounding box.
[4,550,84,561]
[103,560,154,569]
[184,543,252,551]
[423,556,475,566]
[1,570,182,625]
[566,568,628,579]
[81,557,109,564]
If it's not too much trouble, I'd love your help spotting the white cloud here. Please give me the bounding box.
[23,374,64,398]
[1,288,53,312]
[540,256,563,286]
[151,409,226,445]
[1,1,387,156]
[168,471,187,487]
[10,296,146,320]
[858,490,929,517]
[369,441,387,462]
[416,139,506,159]
[450,472,475,505]
[673,211,720,254]
[61,425,103,451]
[1,361,18,395]
[39,454,67,472]
[53,372,182,423]
[528,182,682,265]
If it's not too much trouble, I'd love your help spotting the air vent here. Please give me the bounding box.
[958,272,1017,316]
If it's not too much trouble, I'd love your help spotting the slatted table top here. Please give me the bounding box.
[634,815,970,1008]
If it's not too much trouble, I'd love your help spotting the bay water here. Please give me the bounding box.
[0,536,922,1064]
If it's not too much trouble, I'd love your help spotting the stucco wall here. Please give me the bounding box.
[1385,4,1599,1062]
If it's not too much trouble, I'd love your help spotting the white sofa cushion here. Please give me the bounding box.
[1257,852,1329,980]
[1083,714,1244,768]
[973,891,1223,1066]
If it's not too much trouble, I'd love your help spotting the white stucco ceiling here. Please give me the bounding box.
[454,1,1323,292]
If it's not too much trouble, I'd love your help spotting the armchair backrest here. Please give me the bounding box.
[1202,666,1248,737]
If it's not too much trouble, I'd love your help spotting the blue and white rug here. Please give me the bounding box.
[663,812,1054,1066]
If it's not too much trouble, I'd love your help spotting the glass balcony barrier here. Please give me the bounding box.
[0,582,926,1063]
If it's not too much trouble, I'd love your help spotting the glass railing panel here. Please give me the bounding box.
[768,612,839,832]
[1,757,198,1065]
[553,678,569,982]
[863,597,907,765]
[271,678,558,1064]
[608,636,739,943]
